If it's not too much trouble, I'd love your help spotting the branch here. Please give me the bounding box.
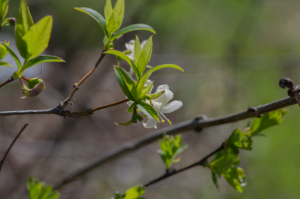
[0,77,14,88]
[0,99,129,117]
[144,144,224,187]
[53,96,297,189]
[60,50,106,109]
[0,123,29,174]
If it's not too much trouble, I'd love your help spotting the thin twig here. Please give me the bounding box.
[143,144,224,187]
[53,96,297,189]
[0,77,14,89]
[0,124,29,174]
[60,50,106,109]
[0,98,129,117]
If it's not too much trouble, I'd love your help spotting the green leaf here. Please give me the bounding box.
[113,0,124,31]
[211,171,219,189]
[114,66,136,101]
[222,167,246,193]
[15,0,34,59]
[137,81,153,100]
[26,176,60,199]
[0,61,12,67]
[134,36,143,67]
[24,55,65,70]
[112,24,156,41]
[137,100,159,122]
[134,36,148,75]
[124,186,145,199]
[142,36,153,65]
[157,134,188,170]
[22,15,53,59]
[0,0,9,24]
[107,13,116,35]
[75,7,108,36]
[250,109,287,135]
[115,120,133,126]
[0,43,22,69]
[227,129,252,150]
[144,91,164,100]
[0,42,8,60]
[105,0,113,34]
[105,50,140,79]
[127,102,135,113]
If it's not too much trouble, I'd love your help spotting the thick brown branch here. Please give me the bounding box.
[60,51,106,109]
[0,77,14,88]
[53,96,297,189]
[0,124,29,174]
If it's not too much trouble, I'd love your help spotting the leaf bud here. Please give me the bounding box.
[20,77,45,99]
[2,17,16,27]
[279,78,294,89]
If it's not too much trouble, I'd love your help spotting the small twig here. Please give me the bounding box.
[144,144,225,187]
[0,123,29,174]
[60,50,106,109]
[0,98,129,117]
[0,77,14,88]
[53,96,297,189]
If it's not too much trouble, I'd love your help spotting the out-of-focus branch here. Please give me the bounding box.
[0,77,14,88]
[0,98,129,117]
[144,144,224,187]
[0,123,29,174]
[53,96,297,189]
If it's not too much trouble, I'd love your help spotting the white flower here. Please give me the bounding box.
[124,40,148,76]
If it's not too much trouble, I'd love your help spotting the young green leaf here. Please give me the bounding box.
[0,43,22,69]
[123,186,145,199]
[137,100,159,122]
[113,0,124,31]
[0,0,9,25]
[142,36,153,65]
[75,7,108,36]
[157,134,188,170]
[0,61,12,67]
[136,80,153,100]
[106,13,116,35]
[250,109,287,135]
[24,55,65,70]
[26,177,60,199]
[114,66,135,101]
[112,24,156,41]
[15,0,34,58]
[0,42,8,60]
[114,66,137,100]
[222,167,246,193]
[22,15,53,59]
[134,36,143,66]
[115,120,133,126]
[105,50,140,79]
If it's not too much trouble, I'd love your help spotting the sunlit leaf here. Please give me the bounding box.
[24,55,65,70]
[112,24,156,40]
[113,0,124,31]
[124,186,145,199]
[22,16,53,59]
[75,7,108,36]
[26,177,60,199]
[137,101,159,122]
[15,0,34,58]
[0,43,22,69]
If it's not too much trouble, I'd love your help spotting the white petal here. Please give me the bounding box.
[152,101,162,111]
[142,117,157,128]
[141,40,147,48]
[128,67,134,76]
[144,80,154,94]
[125,40,135,52]
[160,100,183,113]
[155,88,174,107]
[155,84,169,93]
[127,100,134,107]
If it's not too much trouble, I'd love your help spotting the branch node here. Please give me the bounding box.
[194,114,207,133]
[247,106,262,118]
[73,83,79,90]
[87,109,94,115]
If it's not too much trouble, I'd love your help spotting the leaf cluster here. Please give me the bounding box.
[113,186,145,199]
[106,36,183,126]
[26,177,60,199]
[207,109,286,192]
[75,0,155,50]
[157,134,188,170]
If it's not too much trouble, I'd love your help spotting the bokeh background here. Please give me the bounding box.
[1,0,300,198]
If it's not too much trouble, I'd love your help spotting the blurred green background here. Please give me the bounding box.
[1,0,300,198]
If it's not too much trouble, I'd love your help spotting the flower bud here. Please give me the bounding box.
[20,77,46,99]
[2,17,16,27]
